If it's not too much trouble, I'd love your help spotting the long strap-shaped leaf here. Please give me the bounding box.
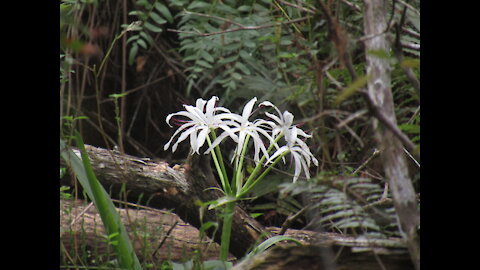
[60,135,142,270]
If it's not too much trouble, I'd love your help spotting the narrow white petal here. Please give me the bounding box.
[259,101,274,107]
[196,98,207,111]
[266,146,289,164]
[189,128,198,153]
[166,111,198,126]
[264,112,282,125]
[184,106,207,124]
[216,126,239,142]
[164,122,195,150]
[300,155,311,179]
[171,126,196,152]
[283,111,294,126]
[292,152,302,182]
[195,128,210,154]
[204,131,234,154]
[206,96,218,116]
[242,97,257,119]
[296,128,312,138]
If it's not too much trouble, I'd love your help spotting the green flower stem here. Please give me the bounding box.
[237,134,283,197]
[206,134,231,195]
[234,134,251,193]
[209,131,229,185]
[220,201,235,261]
[238,149,290,199]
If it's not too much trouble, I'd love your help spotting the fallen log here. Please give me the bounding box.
[60,143,268,259]
[60,144,413,269]
[60,198,414,269]
[60,198,225,265]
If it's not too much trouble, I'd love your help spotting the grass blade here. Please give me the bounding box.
[60,136,142,270]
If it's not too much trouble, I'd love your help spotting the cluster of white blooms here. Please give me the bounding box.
[164,96,318,182]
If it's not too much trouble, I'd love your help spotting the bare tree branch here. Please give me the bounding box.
[167,16,310,37]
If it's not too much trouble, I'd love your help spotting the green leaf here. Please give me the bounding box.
[238,5,252,12]
[149,11,167,25]
[400,58,420,69]
[128,43,139,65]
[201,50,214,63]
[187,1,211,10]
[136,38,148,49]
[154,2,174,23]
[60,138,142,270]
[250,213,264,218]
[231,72,242,80]
[144,21,163,33]
[277,52,298,59]
[218,55,239,65]
[109,92,128,99]
[139,31,155,45]
[234,62,251,75]
[223,42,242,51]
[203,260,233,270]
[399,124,420,134]
[126,34,140,44]
[208,196,237,210]
[245,235,302,260]
[334,75,370,105]
[244,40,256,48]
[128,10,148,20]
[60,167,66,178]
[196,59,213,69]
[199,221,218,233]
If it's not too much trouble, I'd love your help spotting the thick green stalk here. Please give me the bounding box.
[234,134,250,193]
[238,149,290,199]
[219,201,235,261]
[206,134,231,194]
[209,131,229,184]
[238,134,283,197]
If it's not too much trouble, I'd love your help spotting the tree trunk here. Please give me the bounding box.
[362,1,420,269]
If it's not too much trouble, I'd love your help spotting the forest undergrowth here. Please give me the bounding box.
[60,1,420,269]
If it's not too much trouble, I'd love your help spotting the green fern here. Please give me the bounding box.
[126,0,173,65]
[175,0,319,107]
[280,176,401,238]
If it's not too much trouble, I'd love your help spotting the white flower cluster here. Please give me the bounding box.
[164,96,318,182]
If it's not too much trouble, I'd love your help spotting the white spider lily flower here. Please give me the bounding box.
[267,126,318,182]
[164,96,235,154]
[259,101,311,142]
[262,104,319,182]
[206,97,274,164]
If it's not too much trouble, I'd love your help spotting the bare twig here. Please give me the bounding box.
[279,206,309,235]
[182,10,245,27]
[403,148,420,168]
[397,0,420,16]
[70,202,95,226]
[167,16,310,37]
[276,0,317,14]
[353,148,380,175]
[152,221,179,257]
[339,0,361,12]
